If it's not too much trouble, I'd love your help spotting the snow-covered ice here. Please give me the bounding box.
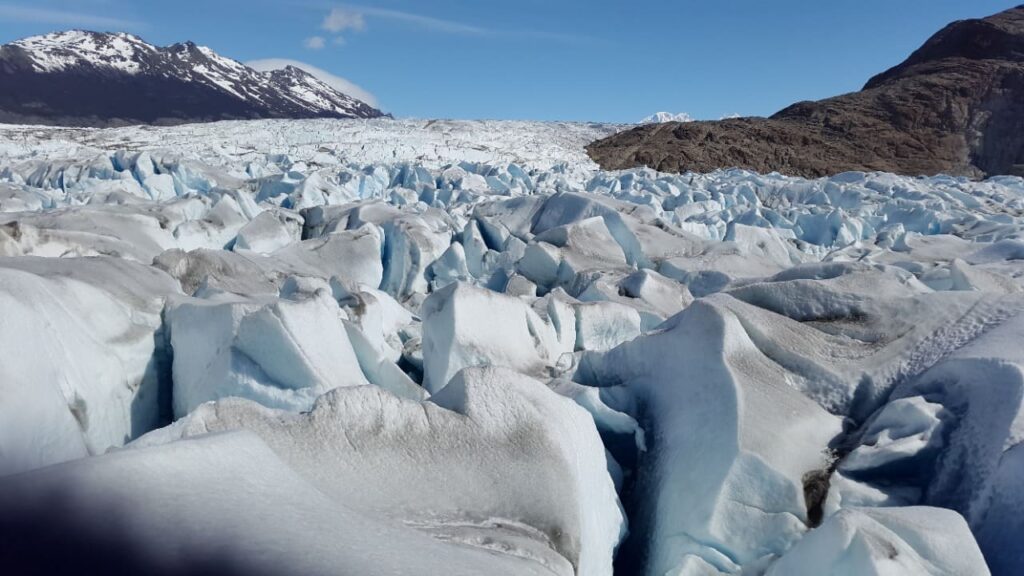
[764,506,989,576]
[132,366,625,576]
[2,117,1024,575]
[586,295,844,573]
[0,256,179,475]
[0,430,587,576]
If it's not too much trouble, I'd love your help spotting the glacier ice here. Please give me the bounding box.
[587,295,843,574]
[0,256,179,476]
[232,208,302,254]
[421,281,562,393]
[1,118,1024,574]
[0,430,585,576]
[131,366,625,575]
[764,506,989,576]
[166,289,371,416]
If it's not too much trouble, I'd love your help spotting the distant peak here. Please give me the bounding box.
[15,29,148,45]
[9,30,157,74]
[640,112,694,124]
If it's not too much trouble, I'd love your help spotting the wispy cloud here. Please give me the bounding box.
[312,4,589,44]
[0,4,145,30]
[304,35,327,50]
[350,5,489,36]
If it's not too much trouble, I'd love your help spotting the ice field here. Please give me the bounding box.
[1,118,1022,575]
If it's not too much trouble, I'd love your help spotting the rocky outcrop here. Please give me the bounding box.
[588,6,1024,178]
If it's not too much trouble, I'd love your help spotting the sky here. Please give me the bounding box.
[0,0,1020,122]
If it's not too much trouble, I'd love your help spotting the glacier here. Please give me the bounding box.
[0,117,1021,575]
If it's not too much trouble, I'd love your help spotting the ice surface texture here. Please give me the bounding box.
[0,118,1022,575]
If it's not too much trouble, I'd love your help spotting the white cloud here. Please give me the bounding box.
[322,8,365,33]
[350,5,488,36]
[310,5,587,46]
[304,36,327,50]
[0,4,145,29]
[246,58,378,108]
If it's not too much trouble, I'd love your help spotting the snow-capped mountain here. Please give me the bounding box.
[0,30,384,126]
[639,111,694,124]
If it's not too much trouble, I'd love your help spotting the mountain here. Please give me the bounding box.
[639,112,694,124]
[588,5,1024,179]
[0,30,385,127]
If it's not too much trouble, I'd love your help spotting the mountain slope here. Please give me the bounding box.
[588,5,1024,178]
[0,31,384,127]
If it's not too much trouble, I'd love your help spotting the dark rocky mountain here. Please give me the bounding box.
[588,5,1024,179]
[0,31,384,127]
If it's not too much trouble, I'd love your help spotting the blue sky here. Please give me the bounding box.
[0,1,1019,121]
